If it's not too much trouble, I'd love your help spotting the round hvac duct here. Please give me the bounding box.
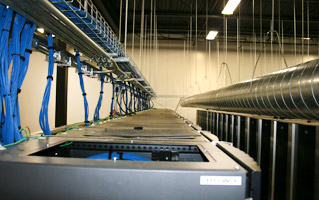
[181,59,319,120]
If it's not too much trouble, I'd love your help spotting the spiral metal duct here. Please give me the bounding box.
[181,59,319,120]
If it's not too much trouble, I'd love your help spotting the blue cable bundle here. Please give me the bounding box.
[9,13,26,141]
[0,5,36,145]
[109,73,115,117]
[0,7,14,144]
[76,51,89,125]
[118,84,123,116]
[137,90,141,112]
[16,23,36,130]
[124,83,128,115]
[129,84,133,113]
[133,88,137,112]
[39,34,54,135]
[93,66,104,121]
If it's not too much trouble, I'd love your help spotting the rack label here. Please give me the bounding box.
[200,176,242,186]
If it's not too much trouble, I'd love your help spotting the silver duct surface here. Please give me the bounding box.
[181,59,319,120]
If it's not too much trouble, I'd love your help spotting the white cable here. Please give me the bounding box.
[131,0,136,59]
[119,0,122,42]
[294,0,297,64]
[237,17,240,82]
[139,0,145,69]
[195,0,198,84]
[302,0,304,62]
[307,1,310,59]
[124,0,128,55]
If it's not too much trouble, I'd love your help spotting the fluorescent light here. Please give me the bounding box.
[206,31,218,40]
[52,34,56,38]
[302,37,311,40]
[222,0,241,15]
[37,28,44,34]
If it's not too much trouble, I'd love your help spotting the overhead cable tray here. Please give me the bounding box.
[2,0,155,96]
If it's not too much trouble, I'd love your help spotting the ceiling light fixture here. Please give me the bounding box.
[222,0,241,15]
[206,31,218,40]
[37,27,44,34]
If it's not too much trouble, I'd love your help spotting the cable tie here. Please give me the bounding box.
[82,93,87,96]
[17,88,21,94]
[18,126,21,130]
[3,94,10,97]
[100,91,104,94]
[78,72,84,75]
[20,56,25,61]
[84,121,90,124]
[2,29,9,32]
[76,52,80,56]
[13,114,15,117]
[11,53,20,56]
[47,75,53,80]
[48,46,54,50]
[25,49,32,54]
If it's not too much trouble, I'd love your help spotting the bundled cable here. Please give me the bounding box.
[109,73,115,117]
[128,83,133,113]
[93,66,104,121]
[15,23,36,130]
[9,13,26,141]
[118,83,124,116]
[39,34,54,135]
[133,87,137,112]
[124,83,128,115]
[0,8,14,144]
[0,6,36,145]
[76,51,89,125]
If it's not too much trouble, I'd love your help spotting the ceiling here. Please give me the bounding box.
[93,0,319,41]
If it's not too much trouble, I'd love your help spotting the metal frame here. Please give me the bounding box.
[1,0,155,97]
[196,109,319,199]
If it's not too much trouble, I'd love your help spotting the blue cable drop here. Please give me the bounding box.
[76,51,89,125]
[15,23,36,130]
[9,13,26,141]
[109,73,115,117]
[118,84,124,116]
[128,84,133,113]
[125,83,128,115]
[93,66,104,121]
[0,8,15,144]
[39,34,55,135]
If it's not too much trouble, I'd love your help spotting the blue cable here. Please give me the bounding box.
[76,51,89,125]
[118,83,123,116]
[109,73,115,117]
[133,87,137,112]
[9,13,26,141]
[87,152,151,161]
[16,23,36,130]
[39,34,54,135]
[128,84,133,113]
[93,66,104,121]
[0,8,14,144]
[125,83,128,115]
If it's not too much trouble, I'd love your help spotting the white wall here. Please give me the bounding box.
[18,37,319,132]
[127,37,319,123]
[19,52,113,133]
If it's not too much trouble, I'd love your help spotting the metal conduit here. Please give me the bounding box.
[181,59,319,120]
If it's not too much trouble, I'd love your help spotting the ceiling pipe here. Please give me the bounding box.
[181,59,319,120]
